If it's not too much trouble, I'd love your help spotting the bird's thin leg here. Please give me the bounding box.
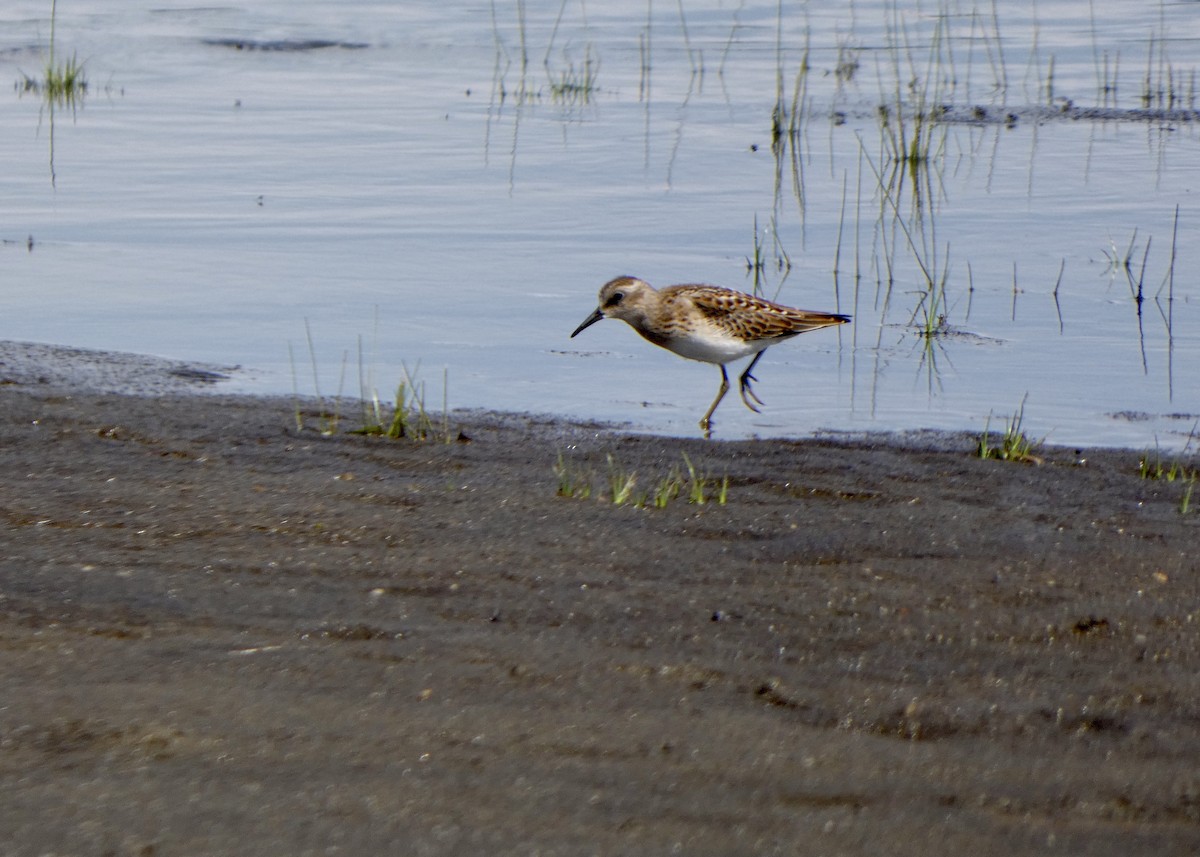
[738,351,766,412]
[699,365,730,436]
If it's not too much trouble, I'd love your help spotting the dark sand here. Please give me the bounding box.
[1,343,1198,856]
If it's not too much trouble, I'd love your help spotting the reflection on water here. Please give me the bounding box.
[1,0,1197,449]
[14,0,90,187]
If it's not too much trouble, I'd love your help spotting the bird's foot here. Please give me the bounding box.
[738,372,764,413]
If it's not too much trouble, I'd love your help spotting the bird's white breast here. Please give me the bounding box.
[660,327,768,364]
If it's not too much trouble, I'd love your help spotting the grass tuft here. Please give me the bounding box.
[20,54,88,106]
[977,396,1043,464]
[354,364,453,443]
[605,453,639,506]
[42,52,87,104]
[1138,443,1198,515]
[293,321,453,443]
[1138,449,1197,483]
[19,1,87,108]
[681,452,728,505]
[554,452,728,508]
[554,452,593,500]
[653,465,684,508]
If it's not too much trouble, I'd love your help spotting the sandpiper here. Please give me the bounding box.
[571,276,850,435]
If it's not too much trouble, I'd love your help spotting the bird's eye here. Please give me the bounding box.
[605,292,624,307]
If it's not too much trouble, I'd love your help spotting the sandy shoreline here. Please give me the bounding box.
[1,341,1198,855]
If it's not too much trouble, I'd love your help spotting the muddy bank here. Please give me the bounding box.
[0,343,1197,856]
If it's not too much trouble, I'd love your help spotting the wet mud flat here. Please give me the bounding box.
[1,345,1198,856]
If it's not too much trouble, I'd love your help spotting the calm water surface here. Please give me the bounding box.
[2,0,1197,448]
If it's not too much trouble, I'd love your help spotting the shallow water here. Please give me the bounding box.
[2,0,1197,448]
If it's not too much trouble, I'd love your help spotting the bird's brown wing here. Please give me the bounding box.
[668,285,850,341]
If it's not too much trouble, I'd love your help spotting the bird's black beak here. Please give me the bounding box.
[570,307,605,338]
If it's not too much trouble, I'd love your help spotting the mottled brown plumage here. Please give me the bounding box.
[571,276,850,435]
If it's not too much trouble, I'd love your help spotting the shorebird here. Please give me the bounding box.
[571,276,850,435]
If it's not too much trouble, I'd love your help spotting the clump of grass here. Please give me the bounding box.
[42,52,87,105]
[877,98,944,176]
[554,452,593,500]
[1138,443,1198,515]
[554,452,728,508]
[355,363,452,443]
[874,11,952,182]
[653,465,684,508]
[681,452,728,505]
[19,55,88,106]
[605,454,639,505]
[1138,450,1196,483]
[875,37,947,179]
[977,396,1043,464]
[20,1,87,107]
[356,380,420,439]
[292,321,453,442]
